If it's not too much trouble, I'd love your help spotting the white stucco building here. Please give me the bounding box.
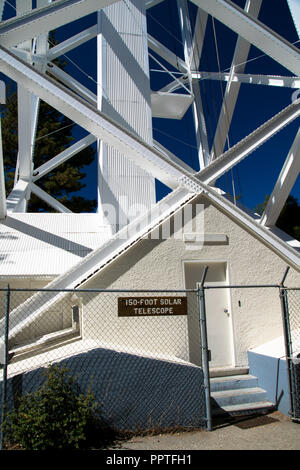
[1,193,299,368]
[0,0,300,428]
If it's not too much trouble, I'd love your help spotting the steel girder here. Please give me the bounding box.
[211,0,263,160]
[261,128,300,227]
[191,0,300,76]
[0,0,118,47]
[1,43,299,199]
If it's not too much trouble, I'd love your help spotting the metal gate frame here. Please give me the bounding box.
[280,281,300,422]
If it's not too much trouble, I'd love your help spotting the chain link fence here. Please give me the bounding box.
[0,287,208,447]
[283,288,300,421]
[1,283,300,447]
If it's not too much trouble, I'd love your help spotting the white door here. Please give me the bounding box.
[200,280,233,368]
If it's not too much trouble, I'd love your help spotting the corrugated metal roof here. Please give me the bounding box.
[0,213,111,276]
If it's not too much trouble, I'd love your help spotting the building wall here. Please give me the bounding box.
[2,196,299,366]
[81,195,300,367]
[0,277,54,318]
[0,278,72,347]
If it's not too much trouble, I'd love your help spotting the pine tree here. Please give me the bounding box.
[254,195,300,241]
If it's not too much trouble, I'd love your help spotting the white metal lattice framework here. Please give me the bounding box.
[1,0,300,348]
[0,0,299,265]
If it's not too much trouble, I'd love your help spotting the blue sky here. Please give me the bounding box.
[1,0,300,213]
[147,0,300,210]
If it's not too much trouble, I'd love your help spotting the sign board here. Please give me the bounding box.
[118,296,187,317]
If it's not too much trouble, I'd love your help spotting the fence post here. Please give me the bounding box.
[279,287,294,418]
[198,267,212,431]
[0,285,10,451]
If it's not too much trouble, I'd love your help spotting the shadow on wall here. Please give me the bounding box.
[248,351,290,415]
[2,347,206,432]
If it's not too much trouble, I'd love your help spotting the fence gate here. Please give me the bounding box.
[282,288,300,421]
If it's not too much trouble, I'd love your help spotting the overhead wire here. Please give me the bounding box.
[148,50,191,94]
[34,123,76,143]
[3,0,16,14]
[147,10,185,51]
[152,127,199,151]
[122,0,189,95]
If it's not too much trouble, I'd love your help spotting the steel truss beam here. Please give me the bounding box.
[210,0,262,160]
[0,0,118,47]
[6,179,29,213]
[287,0,300,39]
[33,134,97,182]
[201,183,300,270]
[177,0,210,168]
[198,99,300,184]
[192,72,300,89]
[8,0,51,213]
[46,63,97,106]
[261,127,300,227]
[14,0,36,211]
[160,73,300,94]
[47,25,98,61]
[190,7,208,71]
[30,183,72,213]
[0,1,4,20]
[2,43,300,205]
[0,46,192,191]
[148,34,188,73]
[145,0,165,9]
[191,0,300,76]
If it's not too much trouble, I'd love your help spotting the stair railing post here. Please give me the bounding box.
[279,286,294,418]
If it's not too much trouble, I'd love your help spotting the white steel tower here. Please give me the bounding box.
[0,0,298,273]
[97,1,156,233]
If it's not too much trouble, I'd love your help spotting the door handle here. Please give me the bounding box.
[224,308,230,317]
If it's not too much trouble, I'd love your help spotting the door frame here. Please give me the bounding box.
[182,259,236,368]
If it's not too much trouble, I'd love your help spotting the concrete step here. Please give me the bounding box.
[210,367,249,378]
[211,386,268,408]
[210,374,259,392]
[212,400,275,417]
[209,372,275,417]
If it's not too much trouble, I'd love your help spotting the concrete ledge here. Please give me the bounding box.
[210,367,249,378]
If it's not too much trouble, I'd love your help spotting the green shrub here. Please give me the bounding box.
[5,364,103,450]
